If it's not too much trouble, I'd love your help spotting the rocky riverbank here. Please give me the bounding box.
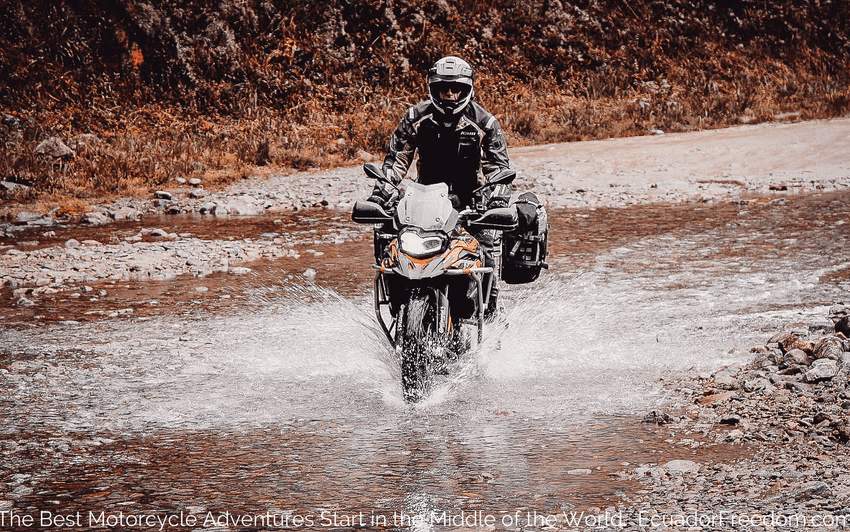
[616,304,850,526]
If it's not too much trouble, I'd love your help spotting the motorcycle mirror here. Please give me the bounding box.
[363,163,385,181]
[473,168,517,194]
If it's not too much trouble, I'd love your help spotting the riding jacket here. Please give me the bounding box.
[381,100,512,207]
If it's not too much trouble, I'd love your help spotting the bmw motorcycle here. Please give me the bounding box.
[352,163,518,401]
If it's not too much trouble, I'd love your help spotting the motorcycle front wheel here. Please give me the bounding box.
[397,289,446,402]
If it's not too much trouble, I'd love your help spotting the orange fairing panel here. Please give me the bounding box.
[382,235,481,279]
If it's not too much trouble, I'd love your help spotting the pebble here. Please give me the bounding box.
[303,268,317,280]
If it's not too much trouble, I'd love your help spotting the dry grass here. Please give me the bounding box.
[1,1,849,214]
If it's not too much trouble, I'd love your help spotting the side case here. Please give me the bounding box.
[501,192,549,284]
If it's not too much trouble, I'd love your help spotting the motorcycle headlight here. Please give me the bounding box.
[399,230,447,258]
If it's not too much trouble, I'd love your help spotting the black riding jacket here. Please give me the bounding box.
[381,100,512,207]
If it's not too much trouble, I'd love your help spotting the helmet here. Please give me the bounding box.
[427,56,474,117]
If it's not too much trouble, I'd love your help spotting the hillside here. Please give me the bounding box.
[1,0,848,208]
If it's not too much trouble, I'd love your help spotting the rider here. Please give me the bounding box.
[366,55,513,318]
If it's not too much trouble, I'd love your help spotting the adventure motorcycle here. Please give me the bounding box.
[352,163,519,401]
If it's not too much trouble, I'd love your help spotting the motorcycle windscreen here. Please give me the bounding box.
[395,182,458,231]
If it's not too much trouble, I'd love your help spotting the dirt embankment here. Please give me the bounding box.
[1,1,849,210]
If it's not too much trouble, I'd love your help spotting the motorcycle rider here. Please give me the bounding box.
[366,56,513,319]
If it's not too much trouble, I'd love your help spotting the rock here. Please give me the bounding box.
[1,180,30,194]
[0,500,11,511]
[649,129,665,135]
[783,348,809,367]
[175,177,187,185]
[154,190,173,200]
[67,133,99,151]
[198,202,216,214]
[229,267,252,275]
[64,238,80,249]
[189,188,207,199]
[141,228,168,238]
[713,367,740,390]
[194,286,209,293]
[805,359,838,382]
[34,136,75,159]
[719,414,741,425]
[814,336,844,360]
[566,468,592,476]
[81,212,110,225]
[642,410,672,425]
[302,268,317,280]
[13,211,41,225]
[110,207,140,221]
[828,303,850,336]
[189,178,202,186]
[216,198,261,216]
[664,460,700,475]
[791,481,831,501]
[772,332,815,354]
[744,377,773,393]
[697,391,736,405]
[16,297,34,307]
[166,205,181,215]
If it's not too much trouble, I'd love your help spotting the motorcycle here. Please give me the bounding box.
[352,163,518,402]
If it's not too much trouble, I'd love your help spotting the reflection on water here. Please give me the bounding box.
[1,191,849,522]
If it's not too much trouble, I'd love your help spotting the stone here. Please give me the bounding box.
[805,359,838,382]
[142,228,168,238]
[664,460,700,475]
[229,267,252,275]
[64,238,80,249]
[566,468,592,475]
[814,336,844,360]
[81,212,109,225]
[713,367,740,390]
[194,286,209,293]
[110,207,140,221]
[649,129,665,135]
[697,391,736,405]
[828,303,850,337]
[189,188,207,199]
[791,481,831,501]
[214,198,261,216]
[175,177,187,185]
[189,178,202,186]
[744,377,772,393]
[198,202,216,214]
[154,190,173,200]
[14,211,41,225]
[34,137,75,159]
[719,414,741,425]
[1,180,30,193]
[783,349,809,367]
[16,297,34,307]
[303,268,317,280]
[67,133,100,151]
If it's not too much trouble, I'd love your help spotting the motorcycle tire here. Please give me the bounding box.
[398,291,439,402]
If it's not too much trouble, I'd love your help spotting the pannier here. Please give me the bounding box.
[501,192,549,284]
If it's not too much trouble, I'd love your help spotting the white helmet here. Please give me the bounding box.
[427,56,474,117]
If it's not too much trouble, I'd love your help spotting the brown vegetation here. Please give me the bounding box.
[1,1,848,208]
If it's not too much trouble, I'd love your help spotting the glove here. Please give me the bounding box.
[367,182,393,206]
[487,195,509,210]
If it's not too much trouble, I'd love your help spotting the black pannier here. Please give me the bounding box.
[501,192,549,284]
